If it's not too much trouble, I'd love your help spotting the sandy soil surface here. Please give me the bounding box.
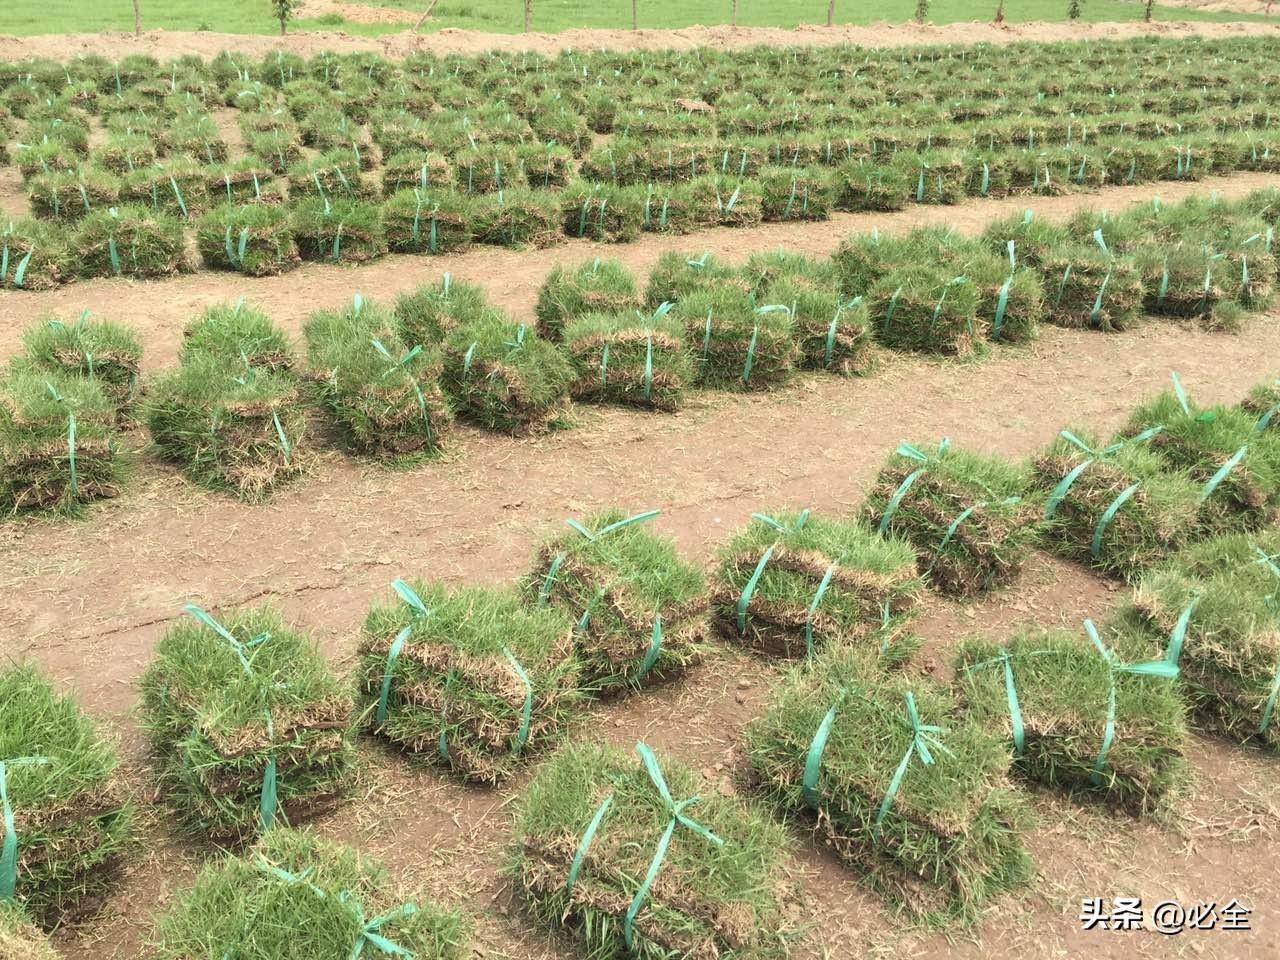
[1158,0,1274,15]
[1,19,1279,62]
[0,167,1278,959]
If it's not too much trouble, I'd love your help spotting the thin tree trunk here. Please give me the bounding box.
[995,0,1005,23]
[632,0,638,30]
[524,0,532,33]
[732,0,738,27]
[1144,0,1154,20]
[827,0,835,26]
[413,0,440,32]
[132,0,141,36]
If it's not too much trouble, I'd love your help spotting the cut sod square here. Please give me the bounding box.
[26,169,119,222]
[563,307,694,413]
[292,197,388,264]
[1120,375,1280,534]
[0,901,57,959]
[1040,246,1144,332]
[383,188,473,256]
[394,274,492,347]
[0,663,132,925]
[766,279,873,376]
[21,311,142,414]
[150,828,467,960]
[560,182,644,243]
[0,367,123,516]
[744,648,1031,922]
[674,288,798,391]
[866,267,983,357]
[1033,427,1202,581]
[526,509,707,695]
[758,165,833,222]
[440,312,572,435]
[196,203,300,277]
[535,258,642,343]
[862,440,1038,596]
[303,297,452,463]
[73,205,187,279]
[144,354,307,501]
[181,302,294,373]
[1129,530,1280,752]
[355,579,579,784]
[712,509,923,661]
[139,604,357,843]
[644,250,745,308]
[0,219,70,290]
[510,741,792,960]
[955,622,1190,816]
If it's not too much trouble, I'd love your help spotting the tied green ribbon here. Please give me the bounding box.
[622,744,724,951]
[1254,545,1280,580]
[183,604,272,675]
[260,712,278,833]
[1089,269,1113,328]
[371,339,433,447]
[345,894,419,959]
[502,648,534,752]
[1200,446,1248,504]
[1044,427,1164,520]
[992,274,1014,341]
[825,297,861,368]
[874,692,953,840]
[1,757,52,901]
[375,579,430,725]
[1259,596,1280,737]
[879,439,950,534]
[741,325,759,384]
[564,792,615,897]
[963,651,1028,756]
[538,553,565,606]
[635,614,663,682]
[736,511,811,634]
[802,688,848,808]
[804,563,838,658]
[44,383,77,499]
[565,510,659,542]
[929,497,1022,575]
[1092,483,1140,558]
[1083,619,1180,787]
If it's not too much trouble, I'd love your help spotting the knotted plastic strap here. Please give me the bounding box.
[272,411,291,464]
[635,614,663,682]
[564,793,614,897]
[348,896,419,959]
[169,176,189,220]
[1164,597,1201,667]
[1,757,52,900]
[1255,546,1280,579]
[183,604,271,675]
[1200,446,1247,503]
[502,648,534,752]
[874,692,952,840]
[1255,394,1279,434]
[1054,264,1072,307]
[737,546,775,633]
[804,564,838,658]
[878,439,949,534]
[375,579,430,725]
[623,744,724,950]
[1092,483,1140,558]
[802,689,847,809]
[1045,458,1094,519]
[599,342,610,386]
[1084,619,1179,786]
[752,510,810,534]
[980,163,990,196]
[259,711,278,832]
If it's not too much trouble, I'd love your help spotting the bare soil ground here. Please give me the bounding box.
[296,0,421,25]
[1,161,1278,957]
[1,19,1279,63]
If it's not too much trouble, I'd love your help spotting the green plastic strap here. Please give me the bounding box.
[272,411,291,464]
[599,342,610,386]
[879,468,925,534]
[824,313,839,367]
[1054,264,1072,307]
[635,614,663,681]
[1157,263,1170,306]
[502,648,534,752]
[568,510,660,541]
[461,343,476,380]
[575,587,606,636]
[992,274,1013,340]
[1259,651,1280,737]
[1001,652,1026,756]
[1091,482,1139,558]
[873,692,951,840]
[1256,547,1280,579]
[802,692,845,809]
[980,162,990,196]
[375,626,412,726]
[1,757,52,900]
[12,250,31,288]
[169,176,188,220]
[183,603,265,674]
[804,564,838,658]
[348,898,418,959]
[934,503,980,563]
[643,334,654,404]
[1164,597,1201,667]
[259,712,278,832]
[429,209,438,253]
[1090,682,1117,787]
[741,324,759,384]
[1200,446,1247,503]
[1045,458,1095,519]
[1171,371,1191,416]
[1254,401,1279,434]
[737,546,775,633]
[538,553,565,605]
[623,744,723,950]
[331,222,344,262]
[224,225,237,266]
[108,235,121,275]
[563,793,614,897]
[1089,269,1112,328]
[916,166,925,202]
[884,285,903,327]
[66,411,77,499]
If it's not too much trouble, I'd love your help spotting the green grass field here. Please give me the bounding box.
[4,0,1273,38]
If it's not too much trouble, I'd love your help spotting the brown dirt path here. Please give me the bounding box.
[1,19,1279,63]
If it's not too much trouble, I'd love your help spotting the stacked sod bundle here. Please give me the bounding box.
[354,579,579,784]
[510,741,791,960]
[181,302,293,373]
[383,189,472,255]
[139,605,357,842]
[527,510,707,695]
[955,620,1190,815]
[1242,377,1280,432]
[292,197,387,263]
[196,204,299,276]
[863,440,1038,595]
[1033,427,1202,580]
[675,288,798,390]
[744,649,1030,921]
[1128,531,1280,751]
[303,297,451,462]
[145,353,306,501]
[644,250,744,307]
[73,205,187,278]
[471,190,561,249]
[1041,242,1144,331]
[20,312,142,415]
[394,274,492,347]
[0,220,68,290]
[0,368,123,515]
[440,313,572,434]
[563,303,694,413]
[560,183,644,243]
[535,258,641,342]
[0,902,57,960]
[1121,373,1280,534]
[712,510,923,662]
[866,268,982,357]
[150,829,466,960]
[0,664,131,924]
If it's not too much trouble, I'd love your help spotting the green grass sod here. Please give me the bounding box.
[0,901,57,959]
[674,287,798,391]
[0,219,70,291]
[393,274,493,347]
[1242,376,1280,432]
[509,741,792,960]
[180,301,294,373]
[744,648,1031,923]
[866,267,983,357]
[383,188,473,256]
[72,205,188,279]
[535,258,642,343]
[354,579,580,784]
[20,311,142,415]
[195,203,300,276]
[291,196,388,264]
[644,250,747,308]
[139,605,357,843]
[563,306,694,413]
[469,189,563,250]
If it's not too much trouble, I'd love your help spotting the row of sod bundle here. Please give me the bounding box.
[139,604,358,843]
[0,664,132,926]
